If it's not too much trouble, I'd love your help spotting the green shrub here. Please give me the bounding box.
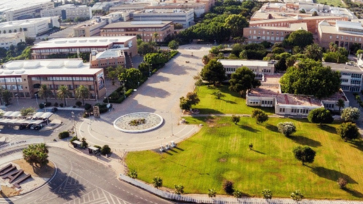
[169,50,179,59]
[101,145,111,155]
[83,112,89,118]
[125,89,133,97]
[84,103,92,111]
[39,103,45,109]
[76,101,82,107]
[54,102,59,107]
[94,145,101,150]
[58,131,70,139]
[45,102,52,107]
[60,103,64,107]
[70,136,78,143]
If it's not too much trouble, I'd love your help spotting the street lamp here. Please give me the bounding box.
[34,93,38,105]
[14,93,19,105]
[71,111,75,132]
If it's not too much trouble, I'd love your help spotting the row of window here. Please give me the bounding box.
[250,30,288,35]
[261,101,273,105]
[31,77,94,81]
[0,28,28,34]
[330,35,363,42]
[1,85,23,90]
[325,104,335,109]
[0,78,22,83]
[351,80,361,85]
[249,36,285,41]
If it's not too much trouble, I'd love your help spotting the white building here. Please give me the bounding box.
[132,9,194,28]
[91,2,115,11]
[100,11,131,23]
[218,59,275,78]
[41,4,92,21]
[0,33,25,49]
[73,17,108,37]
[5,2,54,21]
[0,17,60,38]
[324,61,363,92]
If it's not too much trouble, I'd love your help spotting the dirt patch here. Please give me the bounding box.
[0,185,20,198]
[219,158,227,162]
[12,159,55,178]
[205,117,219,127]
[216,123,231,127]
[268,172,285,181]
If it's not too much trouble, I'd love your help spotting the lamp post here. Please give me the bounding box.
[34,93,38,105]
[71,111,75,132]
[14,93,19,105]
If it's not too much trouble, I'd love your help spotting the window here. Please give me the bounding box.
[352,74,362,78]
[325,104,334,109]
[330,35,332,39]
[280,108,285,112]
[341,79,348,83]
[351,80,361,85]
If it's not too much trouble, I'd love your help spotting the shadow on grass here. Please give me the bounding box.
[197,108,224,114]
[318,125,337,134]
[239,124,259,133]
[343,188,363,198]
[349,140,363,152]
[311,167,357,184]
[265,124,278,133]
[174,147,184,151]
[220,99,237,104]
[290,135,322,147]
[251,149,265,155]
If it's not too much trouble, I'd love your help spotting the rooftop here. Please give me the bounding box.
[103,21,172,29]
[0,0,51,13]
[322,90,349,102]
[32,36,135,49]
[133,8,194,14]
[218,59,273,67]
[247,85,280,97]
[1,59,102,76]
[276,94,323,106]
[249,15,347,24]
[323,62,363,73]
[93,49,124,59]
[249,23,307,31]
[0,17,55,28]
[261,74,282,85]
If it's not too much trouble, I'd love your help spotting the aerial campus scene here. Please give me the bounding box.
[2,0,363,203]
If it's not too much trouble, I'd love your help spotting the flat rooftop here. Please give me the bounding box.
[262,74,282,85]
[250,23,307,31]
[0,0,50,13]
[133,9,193,14]
[218,59,273,67]
[103,21,172,29]
[249,15,347,24]
[32,36,135,49]
[93,49,124,59]
[322,91,349,102]
[276,94,323,106]
[1,59,101,76]
[248,85,280,97]
[0,17,55,28]
[323,62,363,73]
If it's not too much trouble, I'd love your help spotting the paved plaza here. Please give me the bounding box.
[76,45,211,151]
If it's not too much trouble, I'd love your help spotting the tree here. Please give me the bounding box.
[81,137,88,148]
[144,53,168,65]
[356,49,363,57]
[231,115,240,124]
[38,84,53,103]
[323,52,348,64]
[262,189,272,199]
[307,108,334,125]
[152,176,163,188]
[208,189,216,198]
[341,107,360,122]
[229,67,261,97]
[293,146,316,165]
[153,32,159,43]
[57,85,70,106]
[2,89,12,105]
[312,11,318,16]
[223,180,234,194]
[274,52,291,71]
[337,99,345,113]
[22,143,49,167]
[280,59,341,99]
[186,92,200,105]
[180,97,191,110]
[128,169,138,179]
[201,59,226,85]
[291,190,304,201]
[337,122,360,142]
[329,42,338,52]
[233,190,243,198]
[25,37,36,45]
[251,109,268,124]
[277,122,296,137]
[285,30,313,48]
[20,107,35,117]
[272,47,285,54]
[75,85,90,105]
[231,43,243,56]
[138,42,156,55]
[101,145,111,155]
[304,44,323,61]
[168,40,179,50]
[174,185,184,195]
[224,15,248,38]
[107,70,117,85]
[202,55,210,65]
[338,177,348,189]
[118,68,142,89]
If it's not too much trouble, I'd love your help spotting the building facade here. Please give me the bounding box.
[0,33,25,49]
[0,59,106,100]
[30,36,137,60]
[41,4,92,20]
[90,49,125,69]
[132,9,194,28]
[100,21,174,42]
[0,17,60,38]
[324,62,363,92]
[5,2,54,21]
[218,59,275,78]
[73,18,108,37]
[145,3,206,18]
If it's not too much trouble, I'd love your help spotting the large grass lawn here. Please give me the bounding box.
[126,117,363,199]
[194,85,274,114]
[315,0,345,7]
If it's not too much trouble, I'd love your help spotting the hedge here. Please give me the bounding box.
[59,131,70,139]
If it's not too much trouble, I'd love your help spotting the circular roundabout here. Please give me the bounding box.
[113,112,164,133]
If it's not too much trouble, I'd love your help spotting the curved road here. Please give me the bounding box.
[0,147,172,204]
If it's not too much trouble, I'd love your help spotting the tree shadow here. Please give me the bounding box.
[251,149,265,154]
[197,108,223,114]
[343,188,363,198]
[349,140,363,152]
[290,135,322,147]
[239,124,259,133]
[318,125,337,134]
[0,188,15,204]
[265,124,278,133]
[48,169,86,201]
[220,99,237,104]
[148,75,170,84]
[311,167,357,184]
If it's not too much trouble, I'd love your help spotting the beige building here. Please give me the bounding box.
[73,18,108,37]
[90,49,125,69]
[218,59,276,78]
[318,20,363,49]
[41,4,92,21]
[0,33,25,49]
[132,9,194,28]
[5,2,54,21]
[100,21,174,42]
[164,0,215,12]
[243,23,307,44]
[0,59,106,100]
[145,3,207,18]
[31,36,137,60]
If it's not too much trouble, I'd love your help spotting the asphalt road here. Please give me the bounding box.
[0,147,172,204]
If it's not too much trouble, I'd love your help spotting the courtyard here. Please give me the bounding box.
[126,116,363,200]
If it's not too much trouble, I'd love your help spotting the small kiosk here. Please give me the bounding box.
[72,140,82,148]
[88,146,100,155]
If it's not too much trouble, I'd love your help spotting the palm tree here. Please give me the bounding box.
[57,85,70,106]
[208,189,216,198]
[107,70,117,85]
[153,32,159,43]
[75,85,90,105]
[337,99,345,113]
[202,55,210,65]
[152,176,163,188]
[38,84,53,103]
